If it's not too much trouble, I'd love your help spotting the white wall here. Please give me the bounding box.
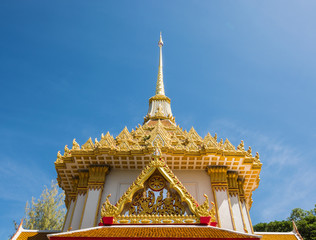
[81,189,101,228]
[241,201,252,233]
[62,200,75,232]
[70,194,86,230]
[230,195,244,232]
[97,170,141,221]
[215,190,233,230]
[173,170,214,204]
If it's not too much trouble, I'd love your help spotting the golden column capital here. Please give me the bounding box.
[77,170,89,195]
[88,165,110,190]
[227,171,239,196]
[237,177,245,199]
[207,166,228,191]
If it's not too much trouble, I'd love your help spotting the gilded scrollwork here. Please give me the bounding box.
[237,140,244,151]
[101,194,118,217]
[100,147,217,224]
[195,194,216,220]
[72,138,80,150]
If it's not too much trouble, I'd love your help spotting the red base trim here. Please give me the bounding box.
[101,217,114,225]
[200,216,211,225]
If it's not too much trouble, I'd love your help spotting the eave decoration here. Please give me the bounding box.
[99,146,216,226]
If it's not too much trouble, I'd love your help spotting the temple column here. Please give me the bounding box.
[238,177,253,233]
[62,192,76,232]
[81,165,109,228]
[227,171,245,232]
[70,171,89,230]
[207,166,235,230]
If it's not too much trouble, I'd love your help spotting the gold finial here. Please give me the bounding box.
[158,32,163,47]
[156,32,165,96]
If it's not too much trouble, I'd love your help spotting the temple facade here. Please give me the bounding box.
[11,34,303,240]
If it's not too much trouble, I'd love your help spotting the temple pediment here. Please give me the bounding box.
[99,147,216,225]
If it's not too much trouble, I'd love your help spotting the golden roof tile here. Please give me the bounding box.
[50,226,260,239]
[258,233,299,240]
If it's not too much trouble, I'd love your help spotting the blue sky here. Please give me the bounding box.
[1,0,316,237]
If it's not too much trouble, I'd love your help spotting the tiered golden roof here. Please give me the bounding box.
[55,34,262,210]
[55,119,261,209]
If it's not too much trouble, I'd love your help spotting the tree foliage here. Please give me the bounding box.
[253,205,316,240]
[22,181,66,230]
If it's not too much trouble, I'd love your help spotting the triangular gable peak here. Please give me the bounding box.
[116,127,133,142]
[145,120,171,148]
[224,138,236,151]
[100,147,216,225]
[99,132,116,149]
[187,127,203,143]
[203,133,218,149]
[81,137,94,150]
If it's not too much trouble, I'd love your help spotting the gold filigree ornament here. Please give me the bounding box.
[72,138,80,150]
[195,194,216,221]
[101,194,118,217]
[100,146,216,224]
[148,175,165,191]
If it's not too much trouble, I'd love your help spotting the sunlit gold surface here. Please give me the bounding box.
[100,148,216,224]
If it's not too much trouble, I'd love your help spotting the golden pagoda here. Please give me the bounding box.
[11,34,303,240]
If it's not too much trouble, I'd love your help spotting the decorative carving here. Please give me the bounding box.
[227,171,239,190]
[81,138,94,150]
[237,140,244,151]
[219,139,224,149]
[77,171,89,194]
[116,127,133,141]
[223,139,235,151]
[207,166,228,185]
[155,105,165,117]
[72,138,80,150]
[195,194,216,221]
[115,214,198,224]
[55,151,63,164]
[88,166,109,189]
[255,152,260,159]
[100,147,217,224]
[148,175,165,191]
[247,146,252,157]
[128,190,186,216]
[64,145,71,157]
[99,132,116,149]
[187,127,202,143]
[203,133,218,149]
[101,194,118,217]
[145,120,171,147]
[94,138,101,148]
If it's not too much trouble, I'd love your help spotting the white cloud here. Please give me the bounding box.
[204,118,316,223]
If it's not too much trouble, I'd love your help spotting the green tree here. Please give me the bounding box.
[253,205,316,240]
[21,181,66,230]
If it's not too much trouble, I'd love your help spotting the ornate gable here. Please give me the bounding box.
[99,132,116,149]
[187,127,202,143]
[81,137,94,150]
[100,147,216,225]
[145,120,171,147]
[203,133,218,149]
[223,139,236,151]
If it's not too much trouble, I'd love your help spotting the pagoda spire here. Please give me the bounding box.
[144,33,174,124]
[156,32,165,96]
